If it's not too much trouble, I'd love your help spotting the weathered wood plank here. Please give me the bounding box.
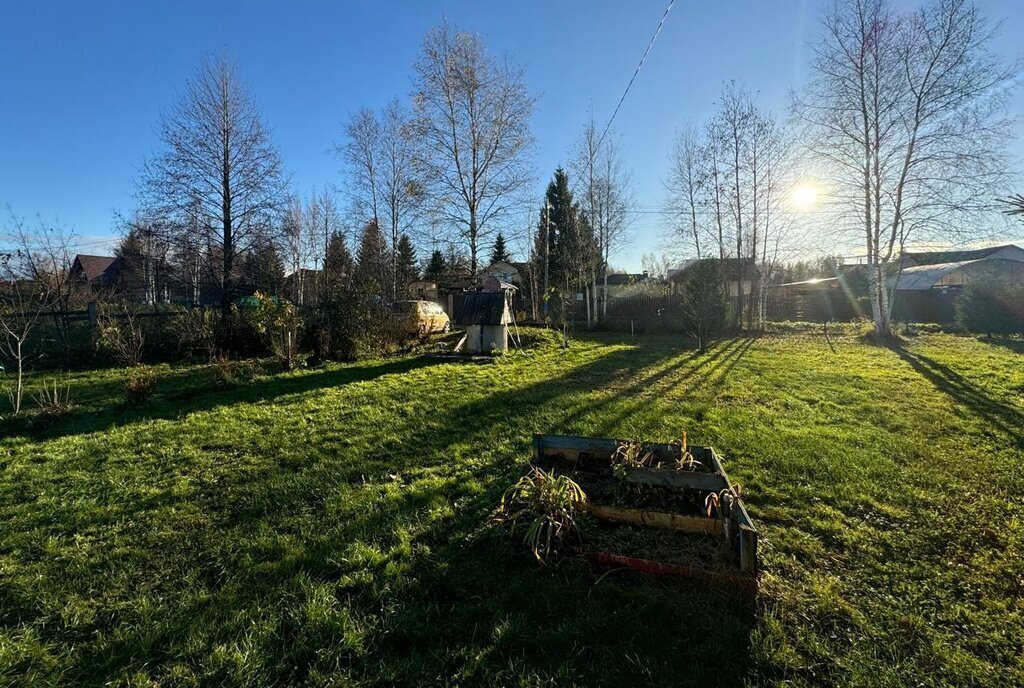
[621,466,728,492]
[739,525,758,573]
[585,503,724,536]
[534,433,683,464]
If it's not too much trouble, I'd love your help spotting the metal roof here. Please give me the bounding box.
[894,258,986,290]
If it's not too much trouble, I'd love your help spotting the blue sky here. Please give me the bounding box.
[1,0,1022,270]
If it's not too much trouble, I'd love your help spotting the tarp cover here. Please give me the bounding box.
[453,291,511,325]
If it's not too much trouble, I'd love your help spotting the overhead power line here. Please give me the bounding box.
[595,0,677,153]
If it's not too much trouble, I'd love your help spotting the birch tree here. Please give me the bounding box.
[338,102,423,300]
[571,117,633,321]
[664,124,707,260]
[794,0,1018,335]
[412,22,535,276]
[1,214,66,415]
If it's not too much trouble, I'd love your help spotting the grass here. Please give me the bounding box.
[1,329,1022,686]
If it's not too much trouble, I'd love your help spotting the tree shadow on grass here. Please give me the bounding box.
[584,336,759,439]
[52,340,756,687]
[980,336,1024,355]
[891,342,1024,446]
[340,342,756,686]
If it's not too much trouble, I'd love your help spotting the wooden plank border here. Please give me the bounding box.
[585,503,724,536]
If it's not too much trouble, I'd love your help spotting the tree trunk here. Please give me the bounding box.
[221,143,233,323]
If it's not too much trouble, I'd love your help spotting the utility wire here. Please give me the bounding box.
[595,0,677,153]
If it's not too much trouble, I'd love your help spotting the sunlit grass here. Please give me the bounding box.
[1,329,1022,686]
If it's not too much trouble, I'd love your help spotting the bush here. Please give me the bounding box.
[302,292,408,362]
[955,277,1024,336]
[678,262,728,348]
[96,308,145,365]
[122,367,156,406]
[513,327,562,350]
[171,307,219,361]
[247,293,303,370]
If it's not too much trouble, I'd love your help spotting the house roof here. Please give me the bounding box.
[668,257,759,282]
[484,260,520,274]
[604,272,649,286]
[72,254,118,282]
[902,244,1024,267]
[893,256,1024,290]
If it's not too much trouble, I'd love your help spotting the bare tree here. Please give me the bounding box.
[412,22,536,276]
[572,117,633,322]
[1,215,63,415]
[138,54,285,321]
[339,108,382,229]
[303,187,343,304]
[280,195,309,305]
[664,124,706,261]
[794,0,1019,335]
[710,82,757,326]
[337,101,424,300]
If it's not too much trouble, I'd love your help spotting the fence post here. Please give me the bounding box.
[87,301,98,334]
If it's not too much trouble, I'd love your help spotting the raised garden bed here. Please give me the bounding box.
[533,434,759,592]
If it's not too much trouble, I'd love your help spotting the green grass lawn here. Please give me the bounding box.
[1,330,1022,687]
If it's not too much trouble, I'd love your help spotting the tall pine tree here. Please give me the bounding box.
[242,242,286,296]
[534,167,591,292]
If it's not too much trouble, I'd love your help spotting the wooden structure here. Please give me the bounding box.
[533,434,759,589]
[453,287,514,353]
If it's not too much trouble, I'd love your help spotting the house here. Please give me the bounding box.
[667,258,760,298]
[283,268,321,304]
[894,244,1024,290]
[408,280,438,300]
[70,254,123,288]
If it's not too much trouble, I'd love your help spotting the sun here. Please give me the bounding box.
[791,182,819,209]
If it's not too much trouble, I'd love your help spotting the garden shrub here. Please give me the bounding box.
[96,307,145,365]
[955,276,1024,336]
[212,357,261,386]
[170,307,219,361]
[247,292,303,370]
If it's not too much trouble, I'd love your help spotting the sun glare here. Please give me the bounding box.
[791,182,819,209]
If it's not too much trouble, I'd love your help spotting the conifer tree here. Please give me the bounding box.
[353,219,390,296]
[395,234,419,296]
[322,231,352,297]
[490,231,511,264]
[423,249,447,282]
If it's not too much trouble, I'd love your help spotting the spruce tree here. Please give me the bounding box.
[244,243,285,295]
[115,229,147,293]
[323,231,352,297]
[534,167,587,291]
[395,234,419,297]
[490,231,510,264]
[424,250,447,281]
[353,219,390,297]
